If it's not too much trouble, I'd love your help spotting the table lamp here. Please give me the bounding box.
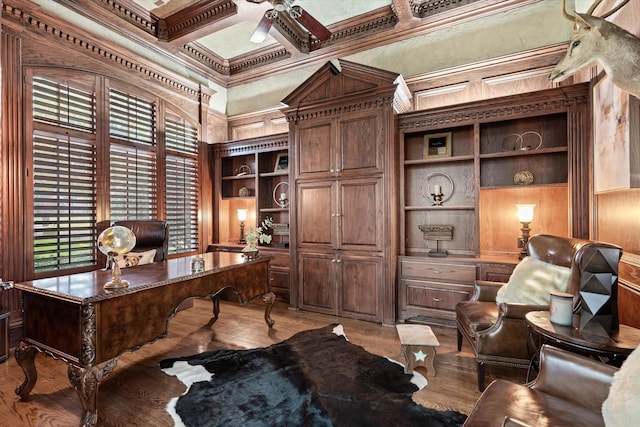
[516,204,535,259]
[97,225,136,289]
[237,209,248,244]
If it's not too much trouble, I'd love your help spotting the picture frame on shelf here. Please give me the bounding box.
[274,153,289,172]
[424,132,452,158]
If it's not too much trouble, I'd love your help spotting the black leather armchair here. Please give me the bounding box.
[456,234,622,391]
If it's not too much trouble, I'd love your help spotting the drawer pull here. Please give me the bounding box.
[432,297,442,302]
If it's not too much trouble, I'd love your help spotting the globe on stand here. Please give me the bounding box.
[97,226,136,289]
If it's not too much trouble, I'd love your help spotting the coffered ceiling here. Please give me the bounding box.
[51,0,542,87]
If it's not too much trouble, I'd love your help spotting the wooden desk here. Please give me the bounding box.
[13,252,274,427]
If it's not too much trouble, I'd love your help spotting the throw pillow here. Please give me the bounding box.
[115,249,157,268]
[496,256,571,305]
[602,345,640,426]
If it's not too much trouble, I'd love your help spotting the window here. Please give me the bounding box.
[28,73,201,276]
[31,77,97,272]
[109,89,158,220]
[165,116,199,254]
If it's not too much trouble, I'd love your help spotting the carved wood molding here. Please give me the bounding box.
[398,84,589,130]
[2,2,202,102]
[92,0,157,35]
[158,0,237,42]
[411,0,482,18]
[181,43,292,77]
[213,133,289,158]
[284,95,396,123]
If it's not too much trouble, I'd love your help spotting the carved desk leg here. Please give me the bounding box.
[261,291,276,328]
[15,341,39,400]
[68,358,117,427]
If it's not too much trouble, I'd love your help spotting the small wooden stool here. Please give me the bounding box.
[396,324,440,376]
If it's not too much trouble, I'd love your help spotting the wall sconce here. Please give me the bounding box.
[237,209,248,244]
[516,204,535,259]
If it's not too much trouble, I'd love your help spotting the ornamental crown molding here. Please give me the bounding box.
[398,84,589,130]
[2,2,204,102]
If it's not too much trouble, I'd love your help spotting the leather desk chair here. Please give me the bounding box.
[112,220,169,262]
[456,234,622,391]
[97,220,169,267]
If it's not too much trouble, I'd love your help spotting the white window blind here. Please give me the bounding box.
[32,76,95,131]
[32,77,97,273]
[165,117,199,254]
[32,132,97,272]
[109,89,157,220]
[109,145,157,220]
[109,88,155,146]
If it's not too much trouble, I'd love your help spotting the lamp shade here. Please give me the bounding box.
[516,204,535,223]
[237,209,248,222]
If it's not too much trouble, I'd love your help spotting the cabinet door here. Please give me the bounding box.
[338,111,383,175]
[339,254,382,322]
[338,178,383,251]
[297,181,334,247]
[298,252,336,314]
[297,119,334,178]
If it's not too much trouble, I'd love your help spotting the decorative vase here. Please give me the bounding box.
[242,246,259,260]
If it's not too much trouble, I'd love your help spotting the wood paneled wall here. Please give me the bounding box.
[590,0,640,326]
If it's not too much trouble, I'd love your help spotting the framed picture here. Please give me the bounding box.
[424,132,452,158]
[274,153,289,172]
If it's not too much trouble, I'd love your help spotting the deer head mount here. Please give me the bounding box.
[550,0,640,97]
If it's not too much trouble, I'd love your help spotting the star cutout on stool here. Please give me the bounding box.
[413,349,428,362]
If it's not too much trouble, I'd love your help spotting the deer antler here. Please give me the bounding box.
[586,0,604,16]
[560,0,574,21]
[562,0,630,32]
[584,0,630,18]
[598,0,630,19]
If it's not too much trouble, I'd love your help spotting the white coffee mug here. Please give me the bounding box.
[549,291,574,326]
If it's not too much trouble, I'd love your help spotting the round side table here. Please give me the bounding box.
[525,310,640,379]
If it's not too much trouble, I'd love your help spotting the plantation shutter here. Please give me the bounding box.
[165,117,199,254]
[31,77,97,273]
[108,89,157,220]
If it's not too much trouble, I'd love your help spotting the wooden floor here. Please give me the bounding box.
[0,299,526,426]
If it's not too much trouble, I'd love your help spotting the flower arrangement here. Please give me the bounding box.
[244,217,273,250]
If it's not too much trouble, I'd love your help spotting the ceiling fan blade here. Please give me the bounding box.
[291,6,331,42]
[250,11,276,43]
[246,0,269,3]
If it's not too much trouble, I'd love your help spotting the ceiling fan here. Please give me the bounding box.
[247,0,332,44]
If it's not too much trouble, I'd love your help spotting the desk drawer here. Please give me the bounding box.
[403,279,473,311]
[400,260,476,283]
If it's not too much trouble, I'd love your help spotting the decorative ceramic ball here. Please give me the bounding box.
[238,186,250,197]
[97,226,136,256]
[513,170,534,185]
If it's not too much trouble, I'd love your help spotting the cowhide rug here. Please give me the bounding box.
[159,323,467,427]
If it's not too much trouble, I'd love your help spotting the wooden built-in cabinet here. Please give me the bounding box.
[398,256,517,325]
[282,60,400,325]
[212,133,290,302]
[397,83,590,324]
